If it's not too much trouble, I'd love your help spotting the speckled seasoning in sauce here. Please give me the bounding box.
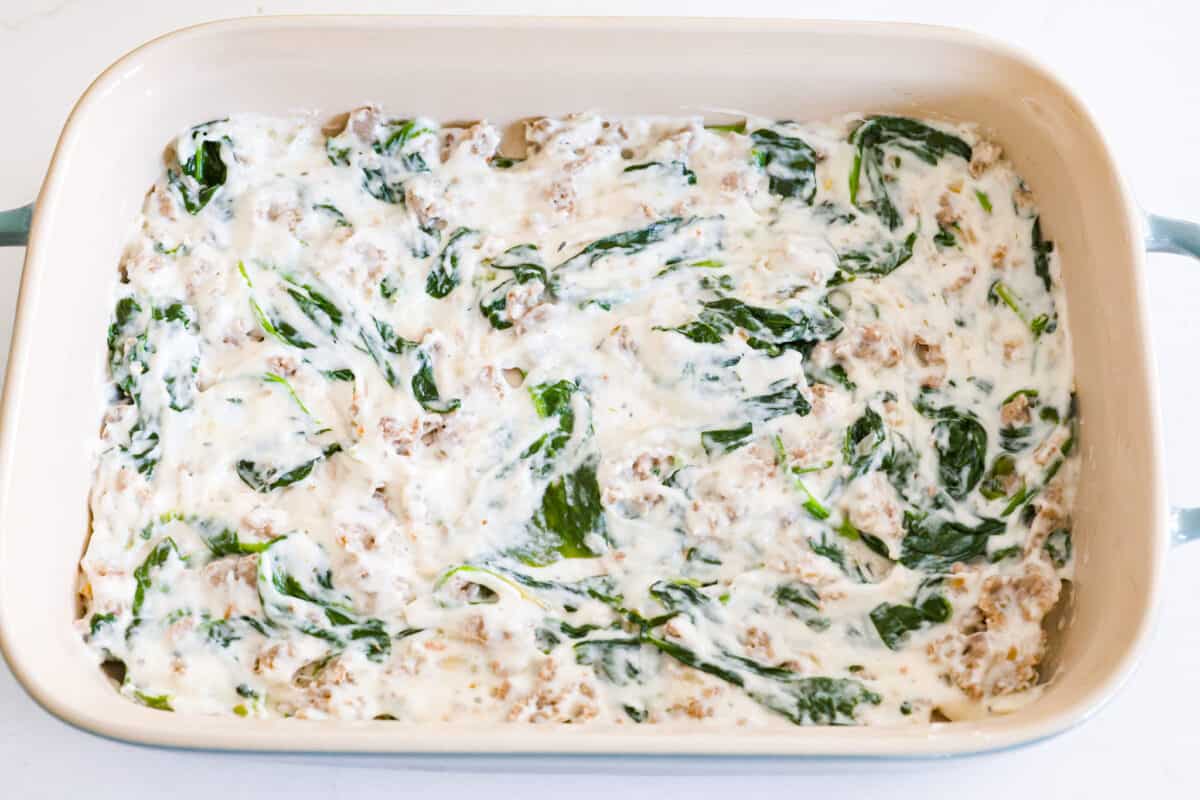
[80,109,1077,725]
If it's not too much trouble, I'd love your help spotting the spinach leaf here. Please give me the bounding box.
[914,396,987,499]
[250,299,315,350]
[89,612,117,636]
[313,203,351,228]
[649,579,716,622]
[411,349,460,414]
[745,380,811,420]
[881,432,919,497]
[935,413,987,499]
[516,458,610,566]
[522,379,577,475]
[235,442,342,493]
[257,534,394,661]
[980,454,1022,501]
[643,635,880,725]
[373,317,417,355]
[848,116,971,230]
[558,217,707,271]
[203,619,240,647]
[133,690,174,711]
[899,512,1006,572]
[574,638,651,686]
[843,408,886,477]
[1033,217,1054,292]
[933,225,957,248]
[869,587,952,650]
[361,167,404,204]
[657,297,842,356]
[376,119,433,158]
[107,297,148,403]
[749,128,818,203]
[838,229,917,277]
[125,421,161,477]
[774,582,820,613]
[425,227,478,298]
[479,244,551,329]
[623,160,697,185]
[197,521,279,558]
[170,133,229,214]
[987,544,1022,563]
[989,280,1056,337]
[132,538,182,618]
[1044,528,1072,568]
[284,280,343,340]
[701,422,754,456]
[326,138,351,166]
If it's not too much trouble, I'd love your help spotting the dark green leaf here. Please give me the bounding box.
[521,380,577,474]
[701,422,753,456]
[235,443,341,493]
[132,538,182,618]
[623,160,697,185]
[848,116,971,230]
[745,380,811,420]
[1033,217,1054,292]
[774,582,821,614]
[574,638,650,686]
[425,227,478,298]
[89,612,117,637]
[411,349,460,414]
[558,217,705,270]
[1044,528,1072,568]
[515,459,610,566]
[749,128,818,203]
[838,230,917,277]
[899,512,1005,572]
[361,167,404,204]
[843,408,886,477]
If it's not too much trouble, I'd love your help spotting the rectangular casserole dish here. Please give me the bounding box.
[0,15,1187,758]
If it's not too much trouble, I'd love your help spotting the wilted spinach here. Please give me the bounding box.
[869,581,952,650]
[848,116,971,230]
[169,124,230,214]
[899,512,1006,572]
[516,457,610,566]
[522,379,577,475]
[838,229,917,277]
[623,160,697,185]
[745,380,811,420]
[236,442,343,493]
[701,422,754,456]
[558,216,711,271]
[479,244,551,329]
[914,395,987,499]
[425,227,478,298]
[411,349,460,414]
[132,537,182,618]
[657,297,842,356]
[749,128,818,202]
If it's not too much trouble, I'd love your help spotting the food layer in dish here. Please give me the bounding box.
[81,108,1077,726]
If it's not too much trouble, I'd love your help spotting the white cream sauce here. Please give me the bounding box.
[80,109,1077,726]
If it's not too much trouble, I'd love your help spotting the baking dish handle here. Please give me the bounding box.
[1145,212,1200,545]
[0,203,33,247]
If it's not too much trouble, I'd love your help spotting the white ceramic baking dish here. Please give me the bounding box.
[0,15,1197,759]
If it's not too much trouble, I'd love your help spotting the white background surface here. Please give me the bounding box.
[1,1,1198,797]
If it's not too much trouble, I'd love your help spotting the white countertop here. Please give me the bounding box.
[2,1,1198,796]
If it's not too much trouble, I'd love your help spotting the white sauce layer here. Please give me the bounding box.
[80,110,1077,726]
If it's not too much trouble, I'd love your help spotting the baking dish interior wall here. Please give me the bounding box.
[8,19,1153,731]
